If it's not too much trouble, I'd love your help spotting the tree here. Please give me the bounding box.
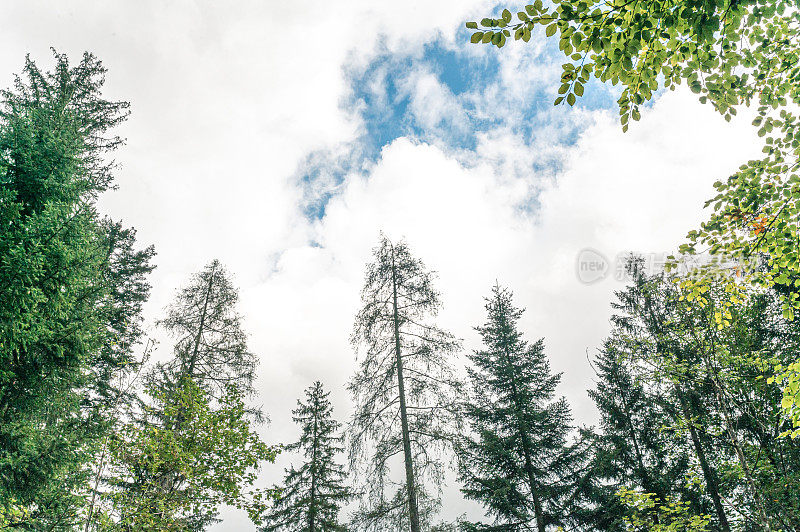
[104,261,273,530]
[263,381,350,532]
[618,488,711,532]
[466,0,800,426]
[154,259,258,404]
[458,285,576,531]
[92,218,156,401]
[348,235,461,532]
[103,378,278,531]
[0,50,144,529]
[586,264,723,530]
[592,257,800,530]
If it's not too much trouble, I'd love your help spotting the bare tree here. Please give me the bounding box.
[155,259,257,403]
[348,235,461,532]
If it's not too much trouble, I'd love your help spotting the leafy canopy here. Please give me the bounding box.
[468,0,800,434]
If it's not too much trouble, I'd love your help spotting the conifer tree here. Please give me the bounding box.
[604,260,728,530]
[105,261,273,530]
[263,381,350,532]
[0,51,148,529]
[458,285,574,532]
[154,259,258,403]
[588,257,800,530]
[348,235,461,532]
[584,341,699,530]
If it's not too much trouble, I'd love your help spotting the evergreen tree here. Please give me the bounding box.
[348,235,461,532]
[584,340,699,530]
[92,218,156,401]
[263,381,350,532]
[0,51,147,529]
[608,260,730,531]
[587,257,800,530]
[83,219,156,531]
[458,285,575,532]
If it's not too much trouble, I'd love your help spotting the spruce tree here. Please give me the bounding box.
[606,260,728,530]
[348,235,461,532]
[263,381,350,532]
[0,51,147,529]
[458,285,573,532]
[584,340,697,530]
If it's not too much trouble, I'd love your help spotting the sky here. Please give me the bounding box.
[0,1,765,529]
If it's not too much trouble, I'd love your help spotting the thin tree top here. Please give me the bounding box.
[158,259,258,398]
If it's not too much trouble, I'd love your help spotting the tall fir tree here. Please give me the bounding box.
[583,339,700,530]
[348,235,461,532]
[0,51,153,529]
[606,259,729,530]
[585,257,800,530]
[458,285,575,532]
[263,381,350,532]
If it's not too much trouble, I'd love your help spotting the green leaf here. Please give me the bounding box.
[471,32,484,43]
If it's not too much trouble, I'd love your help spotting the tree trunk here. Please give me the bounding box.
[496,294,546,532]
[676,388,731,532]
[392,248,421,532]
[187,263,215,378]
[708,368,772,531]
[688,319,773,532]
[309,399,318,532]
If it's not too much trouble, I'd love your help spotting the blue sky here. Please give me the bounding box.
[299,28,620,219]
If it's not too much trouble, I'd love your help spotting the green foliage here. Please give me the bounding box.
[0,50,148,529]
[618,488,711,532]
[263,381,350,532]
[458,285,578,531]
[469,0,800,431]
[596,257,800,530]
[103,377,278,531]
[99,260,273,530]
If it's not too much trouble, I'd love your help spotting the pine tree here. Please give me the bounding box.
[458,285,574,532]
[263,381,350,532]
[348,235,461,532]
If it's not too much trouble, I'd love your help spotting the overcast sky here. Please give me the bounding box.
[0,1,764,529]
